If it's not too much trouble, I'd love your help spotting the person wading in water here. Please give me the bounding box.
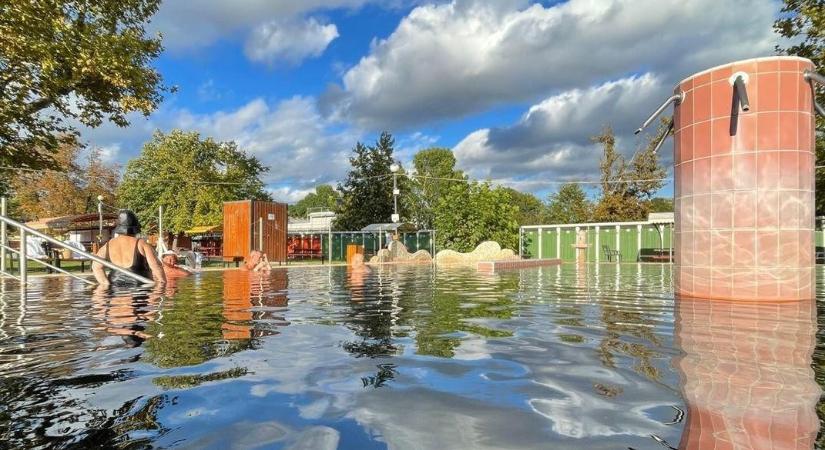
[92,210,166,287]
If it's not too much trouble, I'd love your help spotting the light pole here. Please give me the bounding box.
[97,195,104,245]
[390,163,400,242]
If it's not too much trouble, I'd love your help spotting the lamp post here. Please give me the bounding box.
[390,163,400,240]
[97,195,104,245]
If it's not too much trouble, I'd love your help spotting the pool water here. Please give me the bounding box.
[0,264,822,449]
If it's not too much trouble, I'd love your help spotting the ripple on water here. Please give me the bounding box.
[0,263,821,449]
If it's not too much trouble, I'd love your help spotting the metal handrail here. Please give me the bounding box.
[0,244,94,285]
[0,214,154,285]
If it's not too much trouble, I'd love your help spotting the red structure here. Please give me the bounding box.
[287,234,323,260]
[675,296,820,449]
[673,56,816,301]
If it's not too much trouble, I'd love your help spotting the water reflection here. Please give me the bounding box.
[1,264,824,449]
[675,296,820,449]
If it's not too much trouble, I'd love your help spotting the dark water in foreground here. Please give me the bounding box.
[0,264,822,449]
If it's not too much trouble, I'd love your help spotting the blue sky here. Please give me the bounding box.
[80,0,784,202]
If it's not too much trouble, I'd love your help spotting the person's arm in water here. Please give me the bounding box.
[92,244,109,286]
[140,240,167,285]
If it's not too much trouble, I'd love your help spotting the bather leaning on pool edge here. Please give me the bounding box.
[92,210,166,287]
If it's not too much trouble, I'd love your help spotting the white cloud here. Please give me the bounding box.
[173,96,360,195]
[245,18,339,66]
[322,0,779,129]
[453,74,671,192]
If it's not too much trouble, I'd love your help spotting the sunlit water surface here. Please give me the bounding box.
[0,264,823,449]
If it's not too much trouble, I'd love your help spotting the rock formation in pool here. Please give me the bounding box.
[435,241,519,266]
[369,240,432,264]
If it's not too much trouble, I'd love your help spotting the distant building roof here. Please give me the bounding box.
[647,212,675,224]
[289,211,336,233]
[361,223,417,233]
[186,225,222,235]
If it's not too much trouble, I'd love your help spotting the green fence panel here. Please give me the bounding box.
[586,228,598,261]
[321,234,329,260]
[619,225,639,262]
[541,229,558,259]
[817,230,824,247]
[418,232,432,255]
[559,228,576,261]
[641,225,662,249]
[403,233,417,251]
[522,230,538,258]
[598,227,616,260]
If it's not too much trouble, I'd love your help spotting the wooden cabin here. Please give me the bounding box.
[223,200,287,264]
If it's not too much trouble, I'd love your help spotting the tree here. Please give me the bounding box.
[774,0,825,215]
[289,185,339,218]
[117,130,271,234]
[546,183,592,224]
[648,197,674,213]
[11,143,120,220]
[335,132,400,230]
[433,181,519,253]
[405,148,464,229]
[592,124,667,222]
[0,0,167,172]
[502,188,548,226]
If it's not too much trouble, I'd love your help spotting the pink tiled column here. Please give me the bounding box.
[674,56,816,301]
[675,296,820,449]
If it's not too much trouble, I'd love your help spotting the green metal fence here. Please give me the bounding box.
[520,221,674,262]
[312,230,436,262]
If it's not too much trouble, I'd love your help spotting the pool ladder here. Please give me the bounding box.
[0,198,153,286]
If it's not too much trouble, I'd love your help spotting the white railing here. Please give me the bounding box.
[0,199,154,285]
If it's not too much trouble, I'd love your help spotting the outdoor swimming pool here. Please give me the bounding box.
[0,264,822,449]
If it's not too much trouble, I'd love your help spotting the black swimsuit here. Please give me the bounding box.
[106,239,152,286]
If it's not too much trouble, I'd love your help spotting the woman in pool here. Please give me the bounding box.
[92,210,166,287]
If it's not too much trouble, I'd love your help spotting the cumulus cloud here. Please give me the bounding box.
[322,0,779,129]
[453,74,667,186]
[173,96,360,199]
[152,0,377,52]
[245,18,339,66]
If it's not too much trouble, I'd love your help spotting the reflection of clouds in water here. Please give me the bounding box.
[182,420,339,450]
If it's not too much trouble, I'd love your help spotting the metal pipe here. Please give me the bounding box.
[733,75,750,111]
[97,196,103,245]
[635,93,682,134]
[815,101,825,117]
[0,244,94,285]
[19,229,26,285]
[652,120,675,154]
[804,69,825,85]
[0,215,154,285]
[258,217,263,252]
[158,205,163,256]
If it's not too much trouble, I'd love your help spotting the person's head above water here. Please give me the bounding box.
[113,210,141,236]
[161,251,177,266]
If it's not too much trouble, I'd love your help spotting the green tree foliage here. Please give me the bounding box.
[502,188,548,226]
[647,197,674,213]
[774,0,825,215]
[11,143,120,220]
[593,124,667,222]
[0,0,167,173]
[117,130,271,234]
[289,185,339,218]
[433,181,519,252]
[335,132,400,230]
[405,148,465,229]
[546,183,592,224]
